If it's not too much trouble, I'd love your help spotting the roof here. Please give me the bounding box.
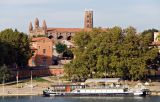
[85,78,121,83]
[31,37,46,41]
[47,28,83,33]
[31,37,52,42]
[30,47,37,50]
[152,41,160,46]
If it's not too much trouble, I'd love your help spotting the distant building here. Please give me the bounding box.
[28,10,93,76]
[28,10,93,41]
[152,32,160,52]
[28,37,53,67]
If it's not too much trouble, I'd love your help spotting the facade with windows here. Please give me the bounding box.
[28,37,53,67]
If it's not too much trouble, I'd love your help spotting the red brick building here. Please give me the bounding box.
[28,37,53,67]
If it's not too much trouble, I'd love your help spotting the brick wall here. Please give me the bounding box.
[28,37,53,67]
[12,67,64,79]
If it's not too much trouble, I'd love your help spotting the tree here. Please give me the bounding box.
[141,28,158,42]
[0,29,32,67]
[64,27,158,81]
[63,49,74,59]
[55,42,67,54]
[0,65,11,82]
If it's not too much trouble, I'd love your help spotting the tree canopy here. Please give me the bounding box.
[0,29,32,67]
[64,27,158,81]
[55,42,74,59]
[0,65,11,82]
[55,42,67,54]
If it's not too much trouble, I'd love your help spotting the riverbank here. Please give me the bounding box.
[1,77,160,96]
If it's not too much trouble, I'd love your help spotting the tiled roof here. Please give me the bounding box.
[31,47,37,50]
[31,37,47,41]
[152,41,160,46]
[47,28,83,33]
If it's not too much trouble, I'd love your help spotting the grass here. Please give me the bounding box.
[33,77,49,82]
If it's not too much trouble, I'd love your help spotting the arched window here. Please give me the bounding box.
[57,35,63,39]
[67,36,72,40]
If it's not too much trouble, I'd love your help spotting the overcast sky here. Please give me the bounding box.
[0,0,160,33]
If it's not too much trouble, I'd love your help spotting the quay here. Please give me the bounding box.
[0,94,41,96]
[151,91,160,96]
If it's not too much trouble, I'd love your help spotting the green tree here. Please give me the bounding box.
[0,65,11,82]
[63,49,74,59]
[55,42,67,54]
[141,28,158,42]
[64,27,158,81]
[0,29,32,67]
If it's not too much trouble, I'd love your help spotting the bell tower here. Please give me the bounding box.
[84,10,93,29]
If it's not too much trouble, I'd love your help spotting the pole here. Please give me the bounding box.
[2,75,5,94]
[16,69,19,94]
[105,68,106,79]
[31,70,33,93]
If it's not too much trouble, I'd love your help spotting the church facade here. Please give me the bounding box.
[29,10,93,41]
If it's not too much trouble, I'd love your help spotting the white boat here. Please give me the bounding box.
[43,78,150,97]
[43,84,150,97]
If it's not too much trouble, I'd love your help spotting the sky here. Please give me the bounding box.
[0,0,160,33]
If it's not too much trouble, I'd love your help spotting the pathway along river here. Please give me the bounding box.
[0,96,160,102]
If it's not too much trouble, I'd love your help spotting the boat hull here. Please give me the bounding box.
[43,91,147,97]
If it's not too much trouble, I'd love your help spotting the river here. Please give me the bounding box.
[0,96,160,102]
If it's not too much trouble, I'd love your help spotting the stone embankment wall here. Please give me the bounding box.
[12,66,64,79]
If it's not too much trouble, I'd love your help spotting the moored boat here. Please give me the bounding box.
[43,86,149,97]
[43,78,150,97]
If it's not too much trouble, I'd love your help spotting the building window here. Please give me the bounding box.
[42,57,47,66]
[32,60,35,66]
[43,49,46,54]
[42,59,47,66]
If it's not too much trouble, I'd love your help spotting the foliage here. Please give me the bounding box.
[0,65,11,82]
[0,29,32,67]
[55,42,67,54]
[141,28,158,42]
[64,27,158,81]
[63,49,74,59]
[33,77,49,82]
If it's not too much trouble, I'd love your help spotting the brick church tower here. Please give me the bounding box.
[84,10,93,29]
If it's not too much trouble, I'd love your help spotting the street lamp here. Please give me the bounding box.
[2,75,5,94]
[16,64,19,94]
[30,68,33,93]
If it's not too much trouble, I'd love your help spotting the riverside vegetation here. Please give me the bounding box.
[64,27,159,81]
[0,27,159,82]
[0,29,32,82]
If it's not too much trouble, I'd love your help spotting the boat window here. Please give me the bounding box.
[77,90,80,93]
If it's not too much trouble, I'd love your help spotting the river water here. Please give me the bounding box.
[0,96,160,102]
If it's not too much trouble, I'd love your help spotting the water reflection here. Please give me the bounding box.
[0,96,159,102]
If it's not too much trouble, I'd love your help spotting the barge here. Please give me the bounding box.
[43,78,150,97]
[43,86,150,97]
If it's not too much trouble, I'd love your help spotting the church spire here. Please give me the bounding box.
[29,22,33,32]
[35,18,39,28]
[42,20,47,30]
